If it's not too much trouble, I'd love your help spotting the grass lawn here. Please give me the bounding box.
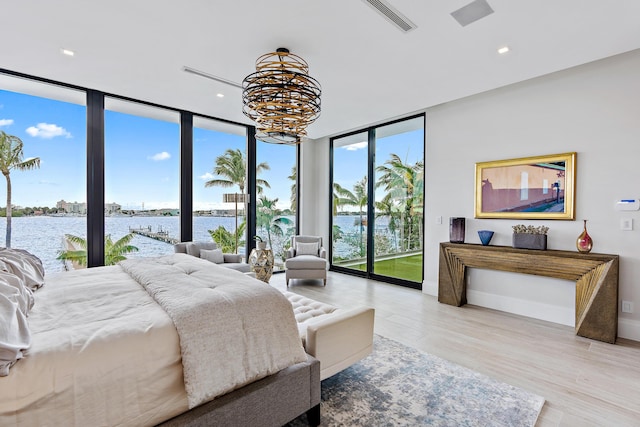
[347,253,423,283]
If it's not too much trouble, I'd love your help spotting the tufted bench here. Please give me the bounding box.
[282,291,375,380]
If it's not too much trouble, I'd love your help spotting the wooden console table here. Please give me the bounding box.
[438,243,619,343]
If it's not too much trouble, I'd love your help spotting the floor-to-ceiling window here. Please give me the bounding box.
[256,141,298,271]
[331,131,369,274]
[0,74,87,273]
[0,69,278,269]
[192,117,248,257]
[104,98,180,262]
[330,114,424,288]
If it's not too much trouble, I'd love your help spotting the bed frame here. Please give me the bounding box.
[157,355,321,427]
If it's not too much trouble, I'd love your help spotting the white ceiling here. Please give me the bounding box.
[2,0,640,139]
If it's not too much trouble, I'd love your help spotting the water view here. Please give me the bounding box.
[2,215,366,274]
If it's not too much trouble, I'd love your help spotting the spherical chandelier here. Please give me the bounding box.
[242,48,321,145]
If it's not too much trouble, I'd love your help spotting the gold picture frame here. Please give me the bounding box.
[475,152,576,220]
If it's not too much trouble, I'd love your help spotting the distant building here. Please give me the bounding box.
[56,199,121,215]
[56,200,87,214]
[105,202,121,215]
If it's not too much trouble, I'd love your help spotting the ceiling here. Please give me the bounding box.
[2,0,640,139]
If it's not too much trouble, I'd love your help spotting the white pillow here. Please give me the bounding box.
[0,249,45,290]
[200,249,224,264]
[296,242,319,256]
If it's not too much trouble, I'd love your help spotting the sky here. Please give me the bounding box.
[0,89,296,211]
[0,88,422,212]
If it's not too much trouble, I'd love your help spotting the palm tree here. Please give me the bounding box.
[208,221,246,253]
[0,131,40,248]
[288,165,297,211]
[256,195,293,253]
[57,233,139,269]
[204,148,270,195]
[333,176,368,257]
[376,153,424,251]
[375,193,401,252]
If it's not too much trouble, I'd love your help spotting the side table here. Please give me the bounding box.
[248,248,274,283]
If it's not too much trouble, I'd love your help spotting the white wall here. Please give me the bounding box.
[299,138,330,247]
[424,49,640,340]
[304,48,640,341]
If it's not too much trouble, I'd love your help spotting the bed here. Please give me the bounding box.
[0,251,320,426]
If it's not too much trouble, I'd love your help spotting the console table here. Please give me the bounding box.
[438,243,619,343]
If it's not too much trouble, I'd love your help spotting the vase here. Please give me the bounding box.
[576,219,593,253]
[257,241,267,250]
[449,217,465,243]
[477,230,494,246]
[248,248,274,283]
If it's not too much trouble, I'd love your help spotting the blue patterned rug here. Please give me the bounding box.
[287,335,544,426]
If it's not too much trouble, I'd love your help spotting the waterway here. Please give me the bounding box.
[0,215,368,274]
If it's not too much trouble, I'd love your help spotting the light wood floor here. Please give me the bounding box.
[269,271,640,427]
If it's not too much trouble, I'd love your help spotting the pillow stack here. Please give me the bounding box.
[0,248,45,376]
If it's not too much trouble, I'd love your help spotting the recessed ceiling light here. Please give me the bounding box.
[61,48,75,57]
[216,93,224,98]
[497,46,510,55]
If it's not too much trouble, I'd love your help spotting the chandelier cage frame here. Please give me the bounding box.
[242,48,322,145]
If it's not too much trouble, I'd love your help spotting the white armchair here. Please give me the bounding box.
[285,236,328,287]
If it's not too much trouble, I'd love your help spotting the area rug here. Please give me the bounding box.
[287,335,544,426]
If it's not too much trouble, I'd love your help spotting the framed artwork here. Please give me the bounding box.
[475,152,576,220]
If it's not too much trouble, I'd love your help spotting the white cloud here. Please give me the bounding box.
[149,151,171,161]
[0,119,14,127]
[199,172,214,180]
[344,141,367,151]
[25,123,71,139]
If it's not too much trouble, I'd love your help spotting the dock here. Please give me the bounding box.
[129,225,179,245]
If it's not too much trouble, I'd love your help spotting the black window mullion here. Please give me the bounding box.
[366,129,376,276]
[246,126,257,255]
[86,90,105,267]
[180,112,193,242]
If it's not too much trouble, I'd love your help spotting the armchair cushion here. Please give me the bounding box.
[200,249,224,264]
[285,255,328,270]
[295,242,319,256]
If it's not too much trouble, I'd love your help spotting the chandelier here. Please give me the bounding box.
[242,48,321,145]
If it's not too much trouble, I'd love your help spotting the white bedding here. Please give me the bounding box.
[0,253,308,426]
[0,265,189,427]
[119,254,307,408]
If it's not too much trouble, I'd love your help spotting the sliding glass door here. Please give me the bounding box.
[330,115,424,288]
[372,118,424,283]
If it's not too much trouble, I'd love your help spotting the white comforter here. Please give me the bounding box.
[0,254,307,426]
[120,254,307,408]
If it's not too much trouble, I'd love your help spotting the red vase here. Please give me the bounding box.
[576,219,593,253]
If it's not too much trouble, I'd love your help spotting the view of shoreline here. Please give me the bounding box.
[0,215,362,274]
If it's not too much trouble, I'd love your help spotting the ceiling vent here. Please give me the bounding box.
[451,0,494,27]
[182,66,242,89]
[361,0,417,33]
